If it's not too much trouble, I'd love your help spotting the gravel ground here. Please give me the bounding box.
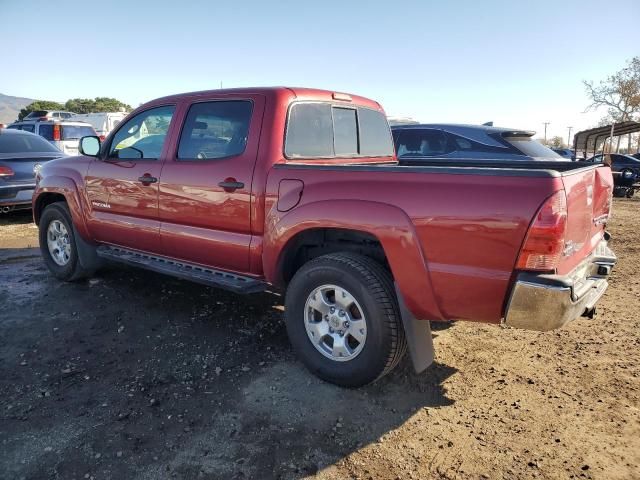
[0,199,638,480]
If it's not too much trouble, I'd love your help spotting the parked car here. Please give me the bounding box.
[23,110,75,120]
[586,153,640,197]
[632,152,640,161]
[552,148,576,160]
[0,129,64,212]
[7,119,97,155]
[33,87,616,387]
[69,112,127,141]
[392,124,564,162]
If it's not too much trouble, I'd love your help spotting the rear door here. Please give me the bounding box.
[85,105,176,254]
[158,95,264,273]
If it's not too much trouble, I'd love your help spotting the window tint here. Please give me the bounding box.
[20,124,35,133]
[39,124,54,140]
[109,106,175,160]
[285,103,333,158]
[445,132,508,155]
[25,111,48,119]
[0,133,60,153]
[333,108,358,156]
[285,103,393,159]
[506,137,561,158]
[395,129,451,157]
[178,101,253,160]
[358,108,394,156]
[61,125,96,140]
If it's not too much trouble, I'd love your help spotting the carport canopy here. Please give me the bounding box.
[573,120,640,158]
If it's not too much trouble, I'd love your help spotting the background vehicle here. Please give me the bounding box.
[69,112,127,140]
[587,153,640,197]
[0,129,63,212]
[392,124,564,162]
[23,110,74,120]
[33,87,616,387]
[552,148,576,160]
[8,119,97,155]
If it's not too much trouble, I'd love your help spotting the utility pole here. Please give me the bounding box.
[567,126,573,148]
[543,122,550,143]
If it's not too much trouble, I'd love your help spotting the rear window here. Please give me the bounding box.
[61,125,96,140]
[285,103,393,159]
[506,137,562,159]
[0,133,60,153]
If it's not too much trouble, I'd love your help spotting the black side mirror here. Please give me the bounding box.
[79,136,101,157]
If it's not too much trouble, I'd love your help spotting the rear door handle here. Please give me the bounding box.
[138,175,158,185]
[218,180,244,191]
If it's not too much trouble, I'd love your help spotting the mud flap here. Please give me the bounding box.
[72,224,103,271]
[394,284,434,373]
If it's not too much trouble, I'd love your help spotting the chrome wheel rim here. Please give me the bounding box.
[304,284,367,362]
[47,220,71,266]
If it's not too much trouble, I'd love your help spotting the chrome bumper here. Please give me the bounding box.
[504,238,616,331]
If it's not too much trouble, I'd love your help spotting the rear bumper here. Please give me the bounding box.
[504,237,616,331]
[0,184,35,208]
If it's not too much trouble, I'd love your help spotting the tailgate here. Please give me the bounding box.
[557,165,613,275]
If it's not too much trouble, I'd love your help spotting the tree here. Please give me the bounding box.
[18,100,65,120]
[64,97,132,114]
[546,136,566,149]
[584,56,640,152]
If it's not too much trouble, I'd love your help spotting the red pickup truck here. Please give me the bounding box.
[33,87,616,387]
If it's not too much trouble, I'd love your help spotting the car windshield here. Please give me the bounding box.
[0,132,60,153]
[505,137,562,158]
[24,110,49,119]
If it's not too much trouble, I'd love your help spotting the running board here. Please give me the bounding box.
[96,246,267,294]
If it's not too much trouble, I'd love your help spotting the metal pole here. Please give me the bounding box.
[567,126,573,148]
[543,122,550,142]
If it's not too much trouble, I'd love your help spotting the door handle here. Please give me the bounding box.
[138,175,158,185]
[218,180,244,191]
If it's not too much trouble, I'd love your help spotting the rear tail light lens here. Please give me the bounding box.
[516,191,567,272]
[0,165,15,177]
[53,124,61,141]
[99,135,106,141]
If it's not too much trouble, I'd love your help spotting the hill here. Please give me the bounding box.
[0,93,35,124]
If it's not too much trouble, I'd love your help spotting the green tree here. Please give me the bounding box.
[547,136,566,149]
[64,97,132,114]
[18,100,65,120]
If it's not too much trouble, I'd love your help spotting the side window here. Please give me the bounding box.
[108,106,175,160]
[396,129,448,157]
[358,108,394,156]
[39,124,54,140]
[177,101,253,160]
[21,124,35,133]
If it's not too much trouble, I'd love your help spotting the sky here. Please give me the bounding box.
[1,0,639,142]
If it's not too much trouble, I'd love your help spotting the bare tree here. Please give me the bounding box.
[584,56,640,152]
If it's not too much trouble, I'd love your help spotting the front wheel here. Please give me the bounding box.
[284,252,407,387]
[39,202,92,281]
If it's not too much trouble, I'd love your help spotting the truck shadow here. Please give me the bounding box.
[0,257,457,480]
[0,209,32,226]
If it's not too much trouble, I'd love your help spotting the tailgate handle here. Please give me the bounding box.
[218,180,244,191]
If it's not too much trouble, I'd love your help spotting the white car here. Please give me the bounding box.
[69,112,127,140]
[7,119,97,156]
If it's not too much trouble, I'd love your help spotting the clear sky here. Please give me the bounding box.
[1,0,638,141]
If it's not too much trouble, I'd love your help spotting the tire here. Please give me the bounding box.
[39,202,92,281]
[284,252,407,387]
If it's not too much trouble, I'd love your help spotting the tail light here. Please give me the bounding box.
[53,124,61,141]
[99,135,106,141]
[0,165,14,177]
[516,191,567,272]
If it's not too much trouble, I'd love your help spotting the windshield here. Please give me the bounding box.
[506,137,562,159]
[0,132,60,154]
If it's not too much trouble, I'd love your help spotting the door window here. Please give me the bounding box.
[395,129,450,157]
[108,105,175,160]
[177,101,253,160]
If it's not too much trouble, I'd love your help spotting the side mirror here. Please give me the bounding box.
[79,136,101,157]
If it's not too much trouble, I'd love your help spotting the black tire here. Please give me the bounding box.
[39,202,92,281]
[284,252,407,387]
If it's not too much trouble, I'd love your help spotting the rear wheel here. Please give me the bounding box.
[285,252,406,387]
[39,202,92,281]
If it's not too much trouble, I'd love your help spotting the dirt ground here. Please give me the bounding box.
[0,200,638,480]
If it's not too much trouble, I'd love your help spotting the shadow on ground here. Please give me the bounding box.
[0,250,456,479]
[0,209,32,226]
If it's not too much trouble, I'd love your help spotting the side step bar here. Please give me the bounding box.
[96,246,267,294]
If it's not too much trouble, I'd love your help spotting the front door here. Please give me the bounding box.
[85,105,176,254]
[158,96,264,273]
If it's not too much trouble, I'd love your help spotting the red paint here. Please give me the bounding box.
[33,87,614,325]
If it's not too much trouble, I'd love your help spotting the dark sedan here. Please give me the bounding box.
[392,124,564,163]
[586,153,640,197]
[0,129,64,212]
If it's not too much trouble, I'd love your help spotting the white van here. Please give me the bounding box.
[68,112,127,140]
[7,119,97,155]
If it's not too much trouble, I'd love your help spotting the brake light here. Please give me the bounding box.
[99,135,106,141]
[516,191,567,272]
[53,124,61,141]
[0,165,14,177]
